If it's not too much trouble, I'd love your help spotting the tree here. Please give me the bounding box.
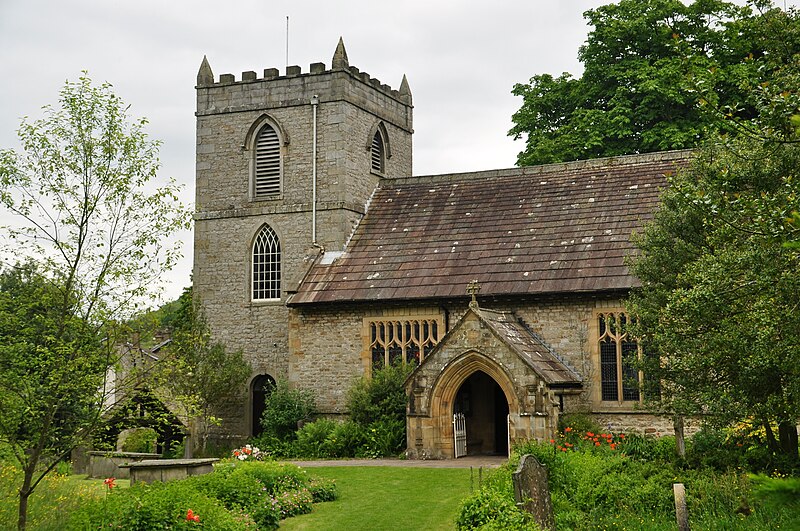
[154,286,251,455]
[0,75,189,530]
[509,0,800,165]
[627,50,800,462]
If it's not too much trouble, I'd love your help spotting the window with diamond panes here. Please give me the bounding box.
[370,130,385,173]
[252,224,281,300]
[598,312,641,402]
[253,124,281,198]
[369,318,440,370]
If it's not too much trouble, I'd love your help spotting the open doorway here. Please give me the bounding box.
[251,374,275,436]
[454,371,509,456]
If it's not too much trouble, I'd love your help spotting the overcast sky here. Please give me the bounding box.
[2,0,794,304]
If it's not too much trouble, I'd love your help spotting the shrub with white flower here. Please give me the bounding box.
[231,444,263,461]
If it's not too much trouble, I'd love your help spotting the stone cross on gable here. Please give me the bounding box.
[467,279,480,309]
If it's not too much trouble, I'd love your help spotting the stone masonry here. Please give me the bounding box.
[193,40,412,437]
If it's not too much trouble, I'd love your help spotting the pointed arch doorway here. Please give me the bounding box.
[454,370,509,456]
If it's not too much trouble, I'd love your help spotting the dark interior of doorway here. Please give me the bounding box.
[251,374,276,437]
[455,370,509,456]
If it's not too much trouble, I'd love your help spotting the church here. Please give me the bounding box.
[193,39,690,458]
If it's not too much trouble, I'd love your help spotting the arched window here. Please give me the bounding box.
[371,130,385,174]
[253,123,281,198]
[252,224,281,300]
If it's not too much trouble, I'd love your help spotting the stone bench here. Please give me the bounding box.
[119,458,219,485]
[87,451,161,479]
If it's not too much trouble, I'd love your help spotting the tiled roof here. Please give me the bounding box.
[476,308,581,386]
[290,150,691,305]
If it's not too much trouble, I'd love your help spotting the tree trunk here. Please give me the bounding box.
[17,466,34,531]
[764,419,778,452]
[778,420,798,460]
[673,415,686,458]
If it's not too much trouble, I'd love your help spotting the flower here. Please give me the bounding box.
[549,439,555,444]
[103,477,116,490]
[186,509,200,523]
[564,427,573,433]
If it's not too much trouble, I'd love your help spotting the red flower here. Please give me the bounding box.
[103,477,116,490]
[595,441,601,446]
[620,434,625,439]
[564,427,573,432]
[610,443,617,450]
[587,432,594,437]
[550,439,555,444]
[186,509,200,523]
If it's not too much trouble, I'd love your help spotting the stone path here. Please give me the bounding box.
[287,455,507,469]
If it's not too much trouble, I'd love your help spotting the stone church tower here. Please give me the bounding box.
[193,39,413,437]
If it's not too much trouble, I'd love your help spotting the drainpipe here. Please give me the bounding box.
[311,94,319,246]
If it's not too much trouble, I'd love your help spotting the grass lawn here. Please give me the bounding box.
[280,467,474,531]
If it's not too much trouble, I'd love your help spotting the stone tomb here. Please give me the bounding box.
[120,458,219,485]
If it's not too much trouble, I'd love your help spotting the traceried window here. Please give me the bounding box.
[368,318,441,369]
[598,312,641,402]
[252,224,281,300]
[253,123,281,198]
[370,130,385,174]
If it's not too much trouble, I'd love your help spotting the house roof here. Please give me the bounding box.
[290,150,691,306]
[475,308,582,386]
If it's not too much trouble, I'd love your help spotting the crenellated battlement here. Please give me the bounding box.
[196,38,412,105]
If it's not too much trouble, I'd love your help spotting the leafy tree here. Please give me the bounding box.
[0,75,189,529]
[509,0,800,165]
[628,55,800,462]
[154,286,251,455]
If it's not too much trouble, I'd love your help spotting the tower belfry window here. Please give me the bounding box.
[371,130,385,174]
[254,124,281,198]
[252,224,281,300]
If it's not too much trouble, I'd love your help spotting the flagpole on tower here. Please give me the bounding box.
[285,16,289,69]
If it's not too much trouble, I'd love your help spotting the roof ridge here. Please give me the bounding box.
[385,149,693,187]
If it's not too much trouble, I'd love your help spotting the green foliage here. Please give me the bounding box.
[557,413,601,435]
[346,362,413,426]
[260,380,316,442]
[0,464,101,530]
[457,488,537,530]
[66,480,254,530]
[120,427,157,453]
[66,460,334,530]
[154,286,251,453]
[307,476,338,503]
[259,363,412,459]
[509,0,800,165]
[92,389,186,454]
[460,440,799,530]
[0,74,190,529]
[628,122,800,462]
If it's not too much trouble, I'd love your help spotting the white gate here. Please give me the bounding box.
[453,412,467,458]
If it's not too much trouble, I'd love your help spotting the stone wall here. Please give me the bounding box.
[193,51,413,438]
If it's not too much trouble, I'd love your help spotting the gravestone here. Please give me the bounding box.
[512,454,555,531]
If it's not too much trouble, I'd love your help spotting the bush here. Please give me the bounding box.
[66,480,254,530]
[557,413,601,435]
[308,477,338,502]
[65,460,336,531]
[294,418,338,458]
[456,465,537,530]
[360,417,406,458]
[260,379,316,442]
[347,363,413,426]
[121,427,158,453]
